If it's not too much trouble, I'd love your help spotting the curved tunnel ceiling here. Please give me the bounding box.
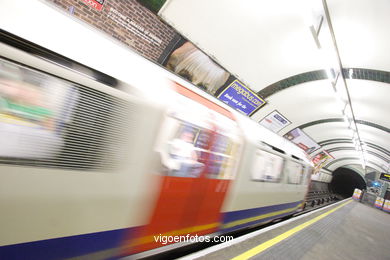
[258,68,390,99]
[158,0,390,174]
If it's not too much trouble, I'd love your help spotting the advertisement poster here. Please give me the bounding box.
[312,150,334,170]
[164,41,231,95]
[259,110,291,133]
[284,128,320,154]
[217,80,265,116]
[81,0,104,11]
[162,40,265,111]
[0,59,78,158]
[46,0,177,62]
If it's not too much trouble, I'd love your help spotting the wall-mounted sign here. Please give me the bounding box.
[107,7,163,45]
[164,41,230,95]
[217,80,265,116]
[312,150,334,170]
[81,0,105,11]
[284,128,320,154]
[380,172,390,182]
[259,110,291,133]
[47,0,177,62]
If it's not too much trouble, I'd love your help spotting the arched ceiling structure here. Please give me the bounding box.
[158,0,390,175]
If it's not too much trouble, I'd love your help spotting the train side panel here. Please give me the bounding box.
[221,117,311,233]
[0,44,165,259]
[121,82,243,254]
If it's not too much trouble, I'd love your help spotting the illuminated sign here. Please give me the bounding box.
[380,172,390,182]
[217,80,265,116]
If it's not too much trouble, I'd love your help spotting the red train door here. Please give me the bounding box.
[123,83,241,254]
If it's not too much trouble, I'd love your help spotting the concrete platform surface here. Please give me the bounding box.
[182,199,390,260]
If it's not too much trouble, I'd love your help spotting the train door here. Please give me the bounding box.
[124,83,241,254]
[190,109,241,231]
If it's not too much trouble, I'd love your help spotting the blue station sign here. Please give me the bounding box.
[380,172,390,182]
[217,80,265,116]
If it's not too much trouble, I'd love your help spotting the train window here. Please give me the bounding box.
[0,59,68,159]
[161,122,205,178]
[251,149,284,182]
[287,161,305,184]
[160,120,238,180]
[207,133,238,179]
[0,58,132,170]
[194,129,212,150]
[210,134,230,153]
[157,87,240,180]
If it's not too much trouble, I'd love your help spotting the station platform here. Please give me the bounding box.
[181,199,390,260]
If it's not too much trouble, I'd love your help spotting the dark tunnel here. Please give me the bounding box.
[329,167,367,198]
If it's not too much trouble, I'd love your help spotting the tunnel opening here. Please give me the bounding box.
[329,167,367,199]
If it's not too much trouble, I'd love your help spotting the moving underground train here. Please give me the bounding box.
[0,1,313,259]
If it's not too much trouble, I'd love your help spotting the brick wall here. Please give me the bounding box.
[45,0,178,62]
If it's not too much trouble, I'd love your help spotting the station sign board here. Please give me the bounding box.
[217,80,265,116]
[379,172,390,182]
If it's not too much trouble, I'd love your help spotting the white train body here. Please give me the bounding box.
[0,1,313,259]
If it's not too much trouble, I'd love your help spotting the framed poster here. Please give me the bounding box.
[284,128,320,154]
[217,80,265,116]
[312,150,334,170]
[259,110,291,133]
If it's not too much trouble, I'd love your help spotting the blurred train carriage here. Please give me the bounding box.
[0,1,313,259]
[122,82,243,254]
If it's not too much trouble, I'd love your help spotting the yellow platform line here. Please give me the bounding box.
[232,199,352,260]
